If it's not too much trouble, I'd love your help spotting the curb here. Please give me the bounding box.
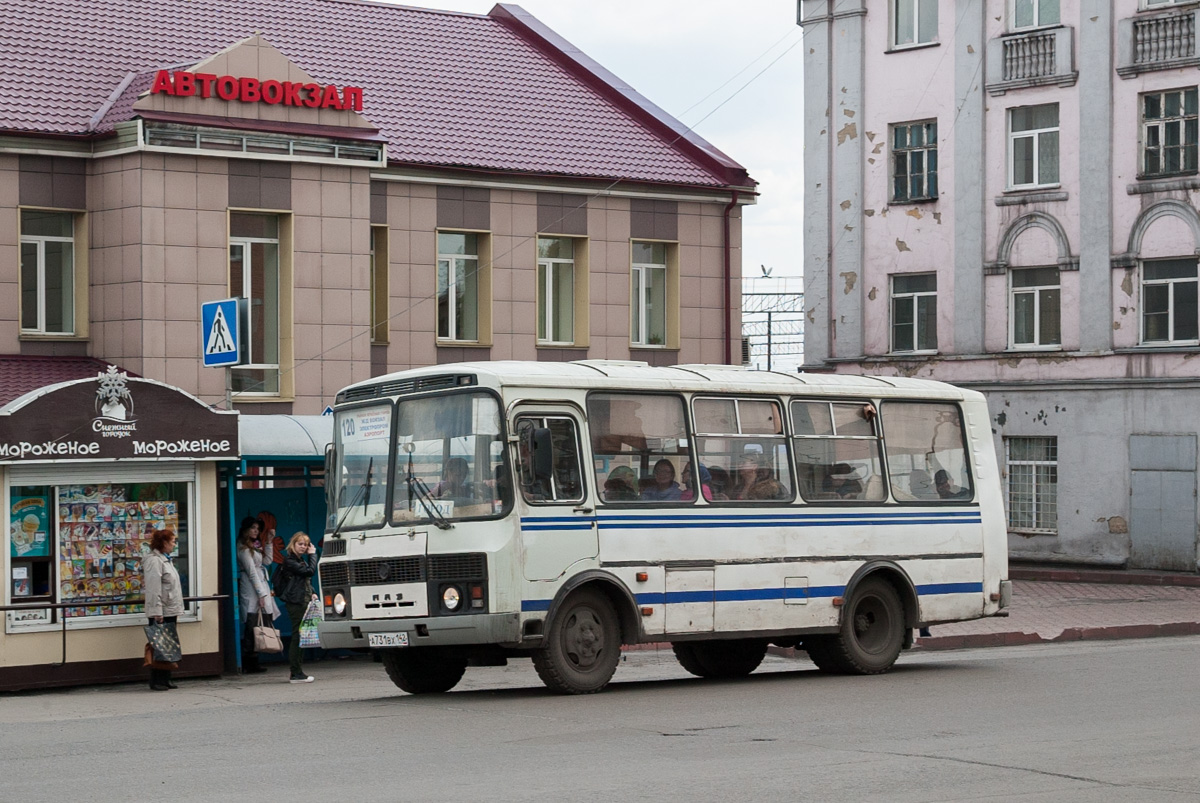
[914,621,1200,651]
[1010,567,1200,587]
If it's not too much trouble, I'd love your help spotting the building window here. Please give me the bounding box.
[893,0,938,47]
[1143,0,1190,7]
[1141,258,1199,344]
[892,121,938,202]
[890,273,937,353]
[1010,267,1061,348]
[437,231,479,343]
[1006,436,1057,533]
[229,213,280,394]
[370,225,389,344]
[1012,0,1059,29]
[632,241,668,347]
[1009,104,1059,189]
[20,210,75,335]
[1142,88,1198,178]
[537,237,576,345]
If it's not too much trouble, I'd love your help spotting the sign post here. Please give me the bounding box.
[202,298,241,409]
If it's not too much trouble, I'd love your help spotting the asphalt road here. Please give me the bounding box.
[2,638,1198,802]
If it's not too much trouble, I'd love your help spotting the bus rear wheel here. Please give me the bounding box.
[533,588,621,694]
[381,647,468,694]
[672,640,768,678]
[808,577,905,675]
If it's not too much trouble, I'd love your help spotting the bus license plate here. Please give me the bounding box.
[368,633,409,648]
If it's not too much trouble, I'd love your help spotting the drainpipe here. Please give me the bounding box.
[723,190,740,365]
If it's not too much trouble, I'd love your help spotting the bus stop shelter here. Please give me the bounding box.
[222,415,331,671]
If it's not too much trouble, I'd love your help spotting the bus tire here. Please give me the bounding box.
[381,647,467,694]
[533,588,621,694]
[823,576,905,675]
[673,640,767,678]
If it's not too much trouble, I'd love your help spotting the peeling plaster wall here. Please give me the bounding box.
[860,13,959,357]
[989,385,1200,569]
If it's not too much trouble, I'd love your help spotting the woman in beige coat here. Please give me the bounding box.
[143,528,183,691]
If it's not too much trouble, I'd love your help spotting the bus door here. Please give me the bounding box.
[513,408,597,581]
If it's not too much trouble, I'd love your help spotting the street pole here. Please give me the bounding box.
[767,312,773,371]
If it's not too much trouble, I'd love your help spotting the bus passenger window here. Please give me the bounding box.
[693,397,793,503]
[587,393,691,504]
[791,399,886,503]
[880,402,973,503]
[515,416,584,505]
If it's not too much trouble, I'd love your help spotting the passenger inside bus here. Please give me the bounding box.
[822,463,864,499]
[729,454,764,500]
[640,458,683,501]
[603,466,639,502]
[935,469,971,500]
[680,462,717,501]
[433,457,472,500]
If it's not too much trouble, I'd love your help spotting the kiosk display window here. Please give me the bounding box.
[6,481,192,628]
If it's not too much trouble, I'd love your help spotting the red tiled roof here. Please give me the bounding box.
[0,0,753,189]
[0,356,133,406]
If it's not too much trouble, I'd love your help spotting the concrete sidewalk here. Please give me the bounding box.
[915,565,1200,650]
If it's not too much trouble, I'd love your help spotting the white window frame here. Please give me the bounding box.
[536,238,576,346]
[1141,88,1199,179]
[1140,258,1199,345]
[437,237,480,344]
[1008,267,1061,350]
[1011,0,1060,30]
[892,0,939,48]
[1005,436,1057,534]
[1143,0,1191,9]
[632,252,668,348]
[1008,104,1060,190]
[890,273,938,354]
[19,219,75,336]
[229,232,281,396]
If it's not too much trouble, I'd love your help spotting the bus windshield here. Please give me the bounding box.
[331,403,392,531]
[392,391,507,524]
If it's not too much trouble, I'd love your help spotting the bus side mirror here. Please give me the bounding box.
[324,443,336,518]
[519,425,554,486]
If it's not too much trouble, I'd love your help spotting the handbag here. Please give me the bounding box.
[252,609,284,653]
[143,642,178,671]
[298,597,324,649]
[143,621,183,663]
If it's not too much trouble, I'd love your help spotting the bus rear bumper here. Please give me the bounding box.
[319,612,522,650]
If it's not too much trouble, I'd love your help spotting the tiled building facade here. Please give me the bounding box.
[0,1,755,414]
[801,0,1200,572]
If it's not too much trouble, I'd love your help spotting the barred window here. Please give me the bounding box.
[1142,88,1198,178]
[1006,436,1057,532]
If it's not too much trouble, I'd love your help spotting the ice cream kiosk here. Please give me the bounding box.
[0,368,237,690]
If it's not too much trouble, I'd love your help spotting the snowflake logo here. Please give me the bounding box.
[95,366,134,420]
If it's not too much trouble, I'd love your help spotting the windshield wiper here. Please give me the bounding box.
[332,457,373,537]
[404,446,452,530]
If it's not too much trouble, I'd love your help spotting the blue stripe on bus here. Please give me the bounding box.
[519,582,983,612]
[521,511,980,525]
[520,512,982,532]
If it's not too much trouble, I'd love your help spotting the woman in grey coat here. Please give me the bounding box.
[143,528,183,691]
[237,516,279,673]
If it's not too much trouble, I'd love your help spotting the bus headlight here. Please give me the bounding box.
[333,592,347,616]
[441,585,461,611]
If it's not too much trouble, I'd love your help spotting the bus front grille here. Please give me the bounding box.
[350,556,425,585]
[428,553,487,581]
[320,562,349,588]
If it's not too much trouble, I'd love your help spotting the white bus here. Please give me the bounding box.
[317,361,1010,694]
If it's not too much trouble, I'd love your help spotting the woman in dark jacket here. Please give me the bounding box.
[275,531,318,683]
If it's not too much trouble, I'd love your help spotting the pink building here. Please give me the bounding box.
[801,0,1200,571]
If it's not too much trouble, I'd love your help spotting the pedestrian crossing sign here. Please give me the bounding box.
[202,298,241,367]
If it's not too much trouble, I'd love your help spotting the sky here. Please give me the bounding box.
[403,0,806,291]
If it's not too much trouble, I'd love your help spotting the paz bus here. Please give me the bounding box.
[316,360,1010,694]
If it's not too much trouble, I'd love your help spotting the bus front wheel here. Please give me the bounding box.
[808,576,905,675]
[381,647,468,694]
[533,588,621,694]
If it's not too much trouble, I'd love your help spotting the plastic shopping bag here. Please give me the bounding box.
[298,597,323,649]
